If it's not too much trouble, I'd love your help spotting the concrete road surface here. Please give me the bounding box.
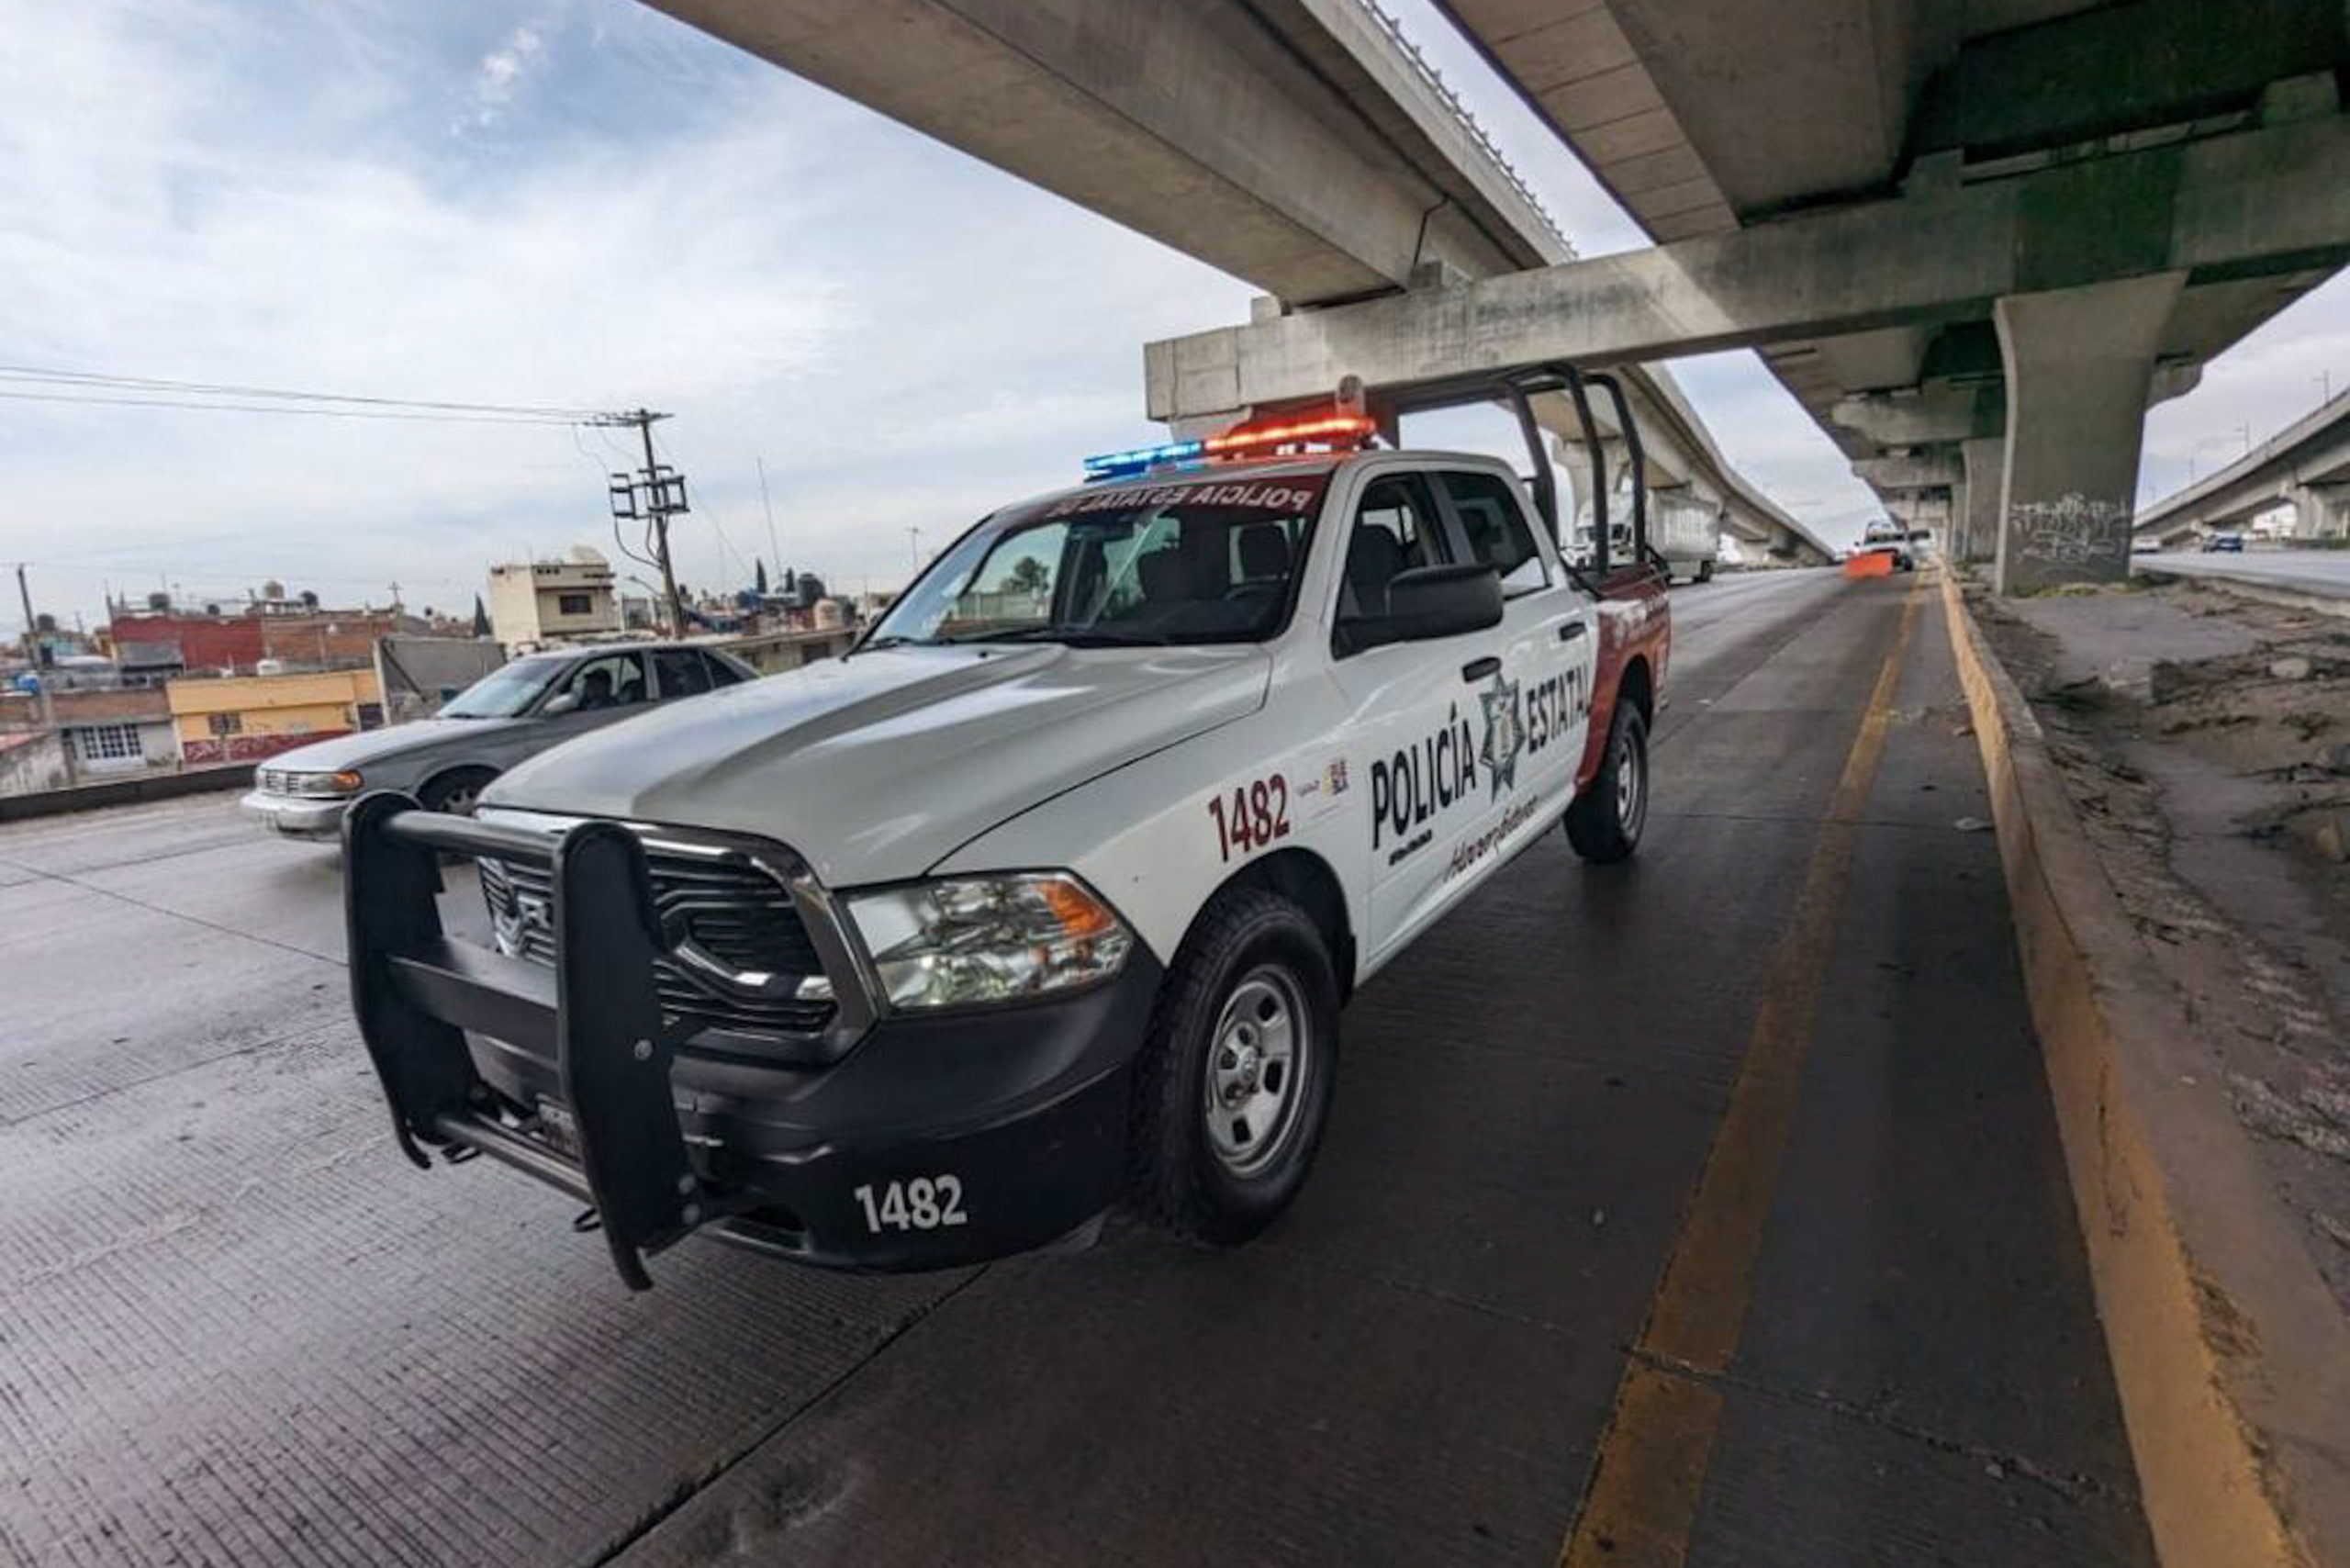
[2137,548,2350,599]
[0,568,2154,1568]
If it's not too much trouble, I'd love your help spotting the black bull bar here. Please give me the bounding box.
[342,791,707,1290]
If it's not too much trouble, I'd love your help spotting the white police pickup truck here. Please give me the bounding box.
[342,390,1672,1289]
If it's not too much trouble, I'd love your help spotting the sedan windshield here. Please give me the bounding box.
[440,655,564,719]
[867,474,1329,650]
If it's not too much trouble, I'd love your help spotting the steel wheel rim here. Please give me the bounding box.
[1617,727,1645,834]
[1203,965,1310,1177]
[437,781,482,816]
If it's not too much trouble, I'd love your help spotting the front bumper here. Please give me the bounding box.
[241,789,350,839]
[341,793,1158,1286]
[464,979,1151,1271]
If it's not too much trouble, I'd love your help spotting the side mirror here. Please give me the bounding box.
[540,691,581,716]
[1342,564,1504,654]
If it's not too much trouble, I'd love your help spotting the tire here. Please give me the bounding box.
[1696,560,1715,584]
[1129,888,1340,1246]
[1566,701,1649,864]
[418,767,496,816]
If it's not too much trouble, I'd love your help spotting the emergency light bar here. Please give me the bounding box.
[1083,409,1376,482]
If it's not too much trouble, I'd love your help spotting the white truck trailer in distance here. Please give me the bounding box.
[1569,491,1724,583]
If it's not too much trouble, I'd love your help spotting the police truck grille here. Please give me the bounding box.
[478,852,836,1039]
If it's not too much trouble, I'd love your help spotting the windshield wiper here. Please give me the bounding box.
[856,634,942,654]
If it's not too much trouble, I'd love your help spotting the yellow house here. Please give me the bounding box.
[166,668,384,765]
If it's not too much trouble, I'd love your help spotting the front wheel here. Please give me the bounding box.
[1129,889,1340,1246]
[419,767,496,816]
[1566,702,1649,863]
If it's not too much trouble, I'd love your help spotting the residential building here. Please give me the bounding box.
[51,687,178,772]
[166,668,384,765]
[0,684,178,796]
[485,551,623,650]
[0,731,69,796]
[106,597,408,678]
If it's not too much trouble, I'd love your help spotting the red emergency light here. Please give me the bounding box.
[1203,411,1377,458]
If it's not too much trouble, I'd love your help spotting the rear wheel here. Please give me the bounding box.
[1566,702,1649,863]
[418,767,496,816]
[1129,889,1339,1245]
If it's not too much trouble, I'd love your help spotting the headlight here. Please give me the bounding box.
[278,769,364,797]
[847,874,1134,1010]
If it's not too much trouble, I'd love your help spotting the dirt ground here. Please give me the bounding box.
[1973,576,2350,1310]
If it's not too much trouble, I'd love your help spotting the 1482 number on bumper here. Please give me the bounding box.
[853,1176,969,1233]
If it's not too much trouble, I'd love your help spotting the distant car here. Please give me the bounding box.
[240,642,758,840]
[2131,538,2164,555]
[2202,532,2246,553]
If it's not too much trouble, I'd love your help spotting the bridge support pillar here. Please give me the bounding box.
[1959,438,2002,565]
[1992,272,2185,594]
[2293,483,2350,540]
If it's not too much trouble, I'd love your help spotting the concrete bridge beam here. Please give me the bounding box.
[1853,450,1963,490]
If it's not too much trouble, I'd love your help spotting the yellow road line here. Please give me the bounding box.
[1560,577,1925,1568]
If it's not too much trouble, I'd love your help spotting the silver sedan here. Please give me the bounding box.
[240,643,757,840]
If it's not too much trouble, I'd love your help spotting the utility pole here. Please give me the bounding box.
[602,409,688,635]
[14,563,36,669]
[906,527,923,571]
[14,564,72,786]
[757,456,782,579]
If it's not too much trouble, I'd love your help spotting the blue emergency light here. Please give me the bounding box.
[1081,438,1204,483]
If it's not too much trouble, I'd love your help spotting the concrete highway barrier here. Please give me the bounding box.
[1941,569,2350,1568]
[0,763,252,823]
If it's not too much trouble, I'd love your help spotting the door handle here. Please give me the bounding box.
[1558,622,1587,643]
[1460,656,1502,683]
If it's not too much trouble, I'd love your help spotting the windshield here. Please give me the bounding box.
[867,474,1329,650]
[440,655,564,718]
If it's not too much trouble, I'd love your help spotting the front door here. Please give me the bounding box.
[1324,468,1511,961]
[1431,467,1596,827]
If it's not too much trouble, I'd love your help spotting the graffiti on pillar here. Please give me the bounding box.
[2009,492,2130,566]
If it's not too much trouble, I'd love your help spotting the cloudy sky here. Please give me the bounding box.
[3,0,2344,633]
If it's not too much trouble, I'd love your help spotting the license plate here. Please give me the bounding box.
[534,1097,580,1160]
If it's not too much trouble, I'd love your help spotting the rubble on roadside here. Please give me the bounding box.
[1970,576,2350,1313]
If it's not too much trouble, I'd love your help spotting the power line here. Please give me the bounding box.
[0,387,588,426]
[0,363,608,420]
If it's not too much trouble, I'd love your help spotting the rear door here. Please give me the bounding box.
[1432,466,1595,826]
[650,646,716,702]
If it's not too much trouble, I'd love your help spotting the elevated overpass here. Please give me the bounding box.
[2134,387,2350,543]
[1154,0,2350,590]
[643,0,1835,563]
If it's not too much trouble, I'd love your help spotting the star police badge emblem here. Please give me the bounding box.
[1479,673,1526,799]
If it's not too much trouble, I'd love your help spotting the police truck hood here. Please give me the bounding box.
[483,644,1270,885]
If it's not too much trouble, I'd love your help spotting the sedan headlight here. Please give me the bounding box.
[275,769,364,797]
[847,874,1134,1010]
